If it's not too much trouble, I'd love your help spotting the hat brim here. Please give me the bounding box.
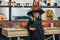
[27,9,45,16]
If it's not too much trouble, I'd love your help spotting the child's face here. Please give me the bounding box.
[33,12,40,18]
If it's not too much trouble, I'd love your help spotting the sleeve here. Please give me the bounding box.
[26,18,32,30]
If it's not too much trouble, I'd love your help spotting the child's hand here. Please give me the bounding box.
[29,27,36,31]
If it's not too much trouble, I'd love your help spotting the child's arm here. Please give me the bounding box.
[26,18,32,30]
[26,18,36,31]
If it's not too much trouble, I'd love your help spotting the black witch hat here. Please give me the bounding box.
[27,9,45,16]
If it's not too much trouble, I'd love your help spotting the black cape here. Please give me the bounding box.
[26,18,45,40]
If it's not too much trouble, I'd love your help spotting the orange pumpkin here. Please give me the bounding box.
[42,22,51,27]
[21,22,28,28]
[0,15,5,20]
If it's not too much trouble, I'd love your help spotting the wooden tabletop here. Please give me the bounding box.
[2,27,60,37]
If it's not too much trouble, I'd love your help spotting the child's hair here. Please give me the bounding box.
[30,15,40,21]
[30,16,35,21]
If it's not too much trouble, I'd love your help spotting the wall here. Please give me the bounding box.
[0,8,9,20]
[55,0,60,20]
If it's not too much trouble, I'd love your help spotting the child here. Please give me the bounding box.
[26,10,45,40]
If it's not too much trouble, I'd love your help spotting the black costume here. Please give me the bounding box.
[26,9,45,40]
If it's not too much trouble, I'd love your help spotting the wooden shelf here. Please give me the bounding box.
[13,6,60,8]
[0,5,9,7]
[0,5,60,8]
[41,6,60,8]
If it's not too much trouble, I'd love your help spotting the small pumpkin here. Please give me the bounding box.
[2,1,7,6]
[29,3,33,6]
[42,22,51,27]
[20,3,25,8]
[47,0,51,3]
[11,1,16,7]
[0,15,5,20]
[21,22,28,28]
